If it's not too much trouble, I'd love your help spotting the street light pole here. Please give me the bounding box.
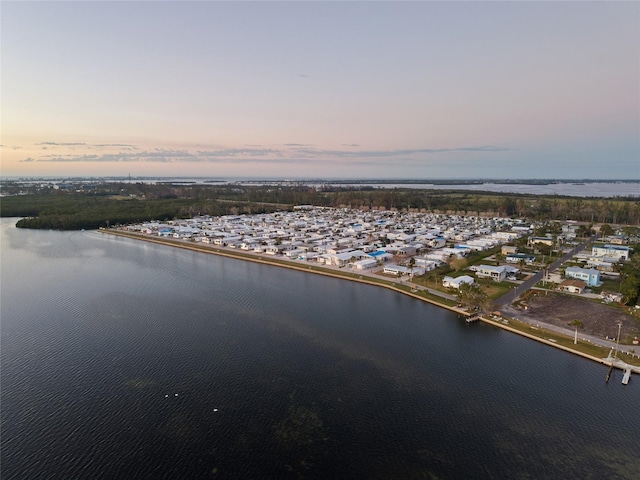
[614,323,622,360]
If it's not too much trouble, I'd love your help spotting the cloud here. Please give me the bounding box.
[34,141,138,149]
[27,149,196,163]
[292,145,512,158]
[196,148,283,158]
[20,144,513,165]
[35,142,87,146]
[283,143,314,147]
[94,143,134,147]
[341,144,361,147]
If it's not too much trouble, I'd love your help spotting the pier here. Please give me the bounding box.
[604,353,638,384]
[466,314,482,324]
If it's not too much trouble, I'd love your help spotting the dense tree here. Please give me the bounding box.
[3,182,640,230]
[599,224,614,237]
[456,283,489,311]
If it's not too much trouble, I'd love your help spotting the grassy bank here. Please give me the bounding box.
[482,316,640,368]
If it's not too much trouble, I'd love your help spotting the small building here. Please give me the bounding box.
[415,257,438,271]
[506,253,536,264]
[383,264,424,277]
[326,250,368,267]
[608,236,626,245]
[442,275,475,289]
[591,244,630,262]
[502,245,518,256]
[353,258,378,271]
[427,237,446,249]
[565,266,601,287]
[528,236,554,247]
[475,265,508,282]
[585,259,614,272]
[558,279,587,295]
[369,250,393,263]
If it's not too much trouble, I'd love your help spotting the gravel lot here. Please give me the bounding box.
[503,291,640,344]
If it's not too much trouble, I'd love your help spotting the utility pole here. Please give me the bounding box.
[614,322,622,360]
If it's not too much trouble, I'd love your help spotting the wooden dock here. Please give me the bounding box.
[466,314,482,324]
[622,367,632,385]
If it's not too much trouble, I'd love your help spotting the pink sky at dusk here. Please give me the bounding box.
[2,1,638,179]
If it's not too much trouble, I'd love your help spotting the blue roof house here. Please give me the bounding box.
[565,267,600,287]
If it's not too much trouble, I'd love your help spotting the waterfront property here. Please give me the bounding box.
[442,275,475,289]
[383,264,425,277]
[474,264,508,282]
[120,207,531,274]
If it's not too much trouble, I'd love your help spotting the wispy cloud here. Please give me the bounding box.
[34,141,138,149]
[94,143,136,147]
[35,142,87,146]
[293,146,512,158]
[196,148,283,158]
[20,144,513,165]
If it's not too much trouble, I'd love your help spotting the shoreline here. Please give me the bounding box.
[101,228,466,313]
[479,317,640,373]
[100,228,639,373]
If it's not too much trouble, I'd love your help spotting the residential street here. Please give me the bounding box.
[494,235,596,306]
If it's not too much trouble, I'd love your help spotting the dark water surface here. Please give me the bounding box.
[1,219,638,479]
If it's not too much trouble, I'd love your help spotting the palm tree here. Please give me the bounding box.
[457,283,488,312]
[407,256,416,278]
[571,319,583,344]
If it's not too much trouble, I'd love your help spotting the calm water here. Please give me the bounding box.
[317,182,640,197]
[1,218,638,479]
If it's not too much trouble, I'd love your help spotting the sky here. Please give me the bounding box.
[1,1,639,180]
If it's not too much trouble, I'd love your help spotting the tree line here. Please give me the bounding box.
[1,183,639,230]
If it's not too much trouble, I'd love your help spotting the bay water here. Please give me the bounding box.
[1,218,638,479]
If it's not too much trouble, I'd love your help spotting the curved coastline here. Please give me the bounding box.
[100,228,639,373]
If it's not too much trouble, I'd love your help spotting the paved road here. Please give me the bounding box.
[499,302,639,357]
[494,235,596,306]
